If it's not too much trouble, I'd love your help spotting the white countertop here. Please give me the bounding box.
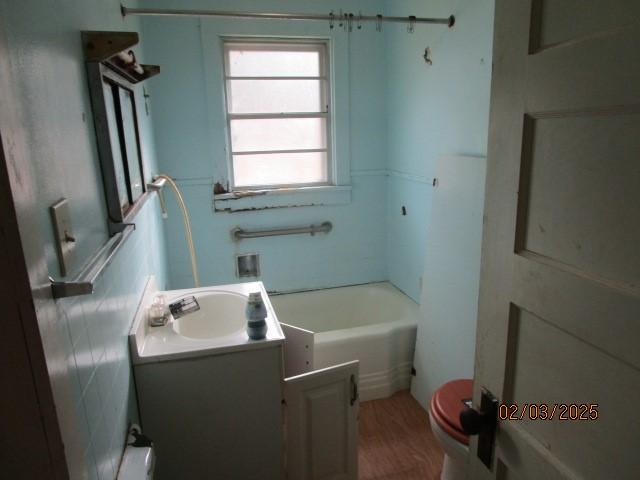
[129,278,285,365]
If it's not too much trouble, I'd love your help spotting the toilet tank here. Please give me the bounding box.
[117,425,155,480]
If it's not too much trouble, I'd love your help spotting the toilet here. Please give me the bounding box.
[428,379,473,480]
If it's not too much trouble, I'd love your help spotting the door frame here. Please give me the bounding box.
[0,17,79,480]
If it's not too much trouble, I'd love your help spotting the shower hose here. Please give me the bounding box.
[155,174,200,288]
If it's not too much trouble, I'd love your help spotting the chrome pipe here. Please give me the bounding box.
[232,222,332,241]
[121,6,454,28]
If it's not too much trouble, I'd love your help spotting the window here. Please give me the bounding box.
[223,40,331,189]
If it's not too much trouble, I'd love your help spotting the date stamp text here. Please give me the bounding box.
[499,403,599,421]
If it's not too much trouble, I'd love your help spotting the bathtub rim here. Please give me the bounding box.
[315,317,416,344]
[272,281,420,337]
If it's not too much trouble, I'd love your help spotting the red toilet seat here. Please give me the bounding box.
[429,379,473,446]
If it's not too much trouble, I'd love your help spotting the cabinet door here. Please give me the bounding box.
[281,322,314,377]
[284,361,359,480]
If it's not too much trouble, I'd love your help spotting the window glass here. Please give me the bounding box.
[234,152,328,187]
[230,118,326,153]
[227,47,321,77]
[227,79,324,114]
[223,41,330,189]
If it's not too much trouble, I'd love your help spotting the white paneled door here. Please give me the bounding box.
[284,361,359,480]
[469,1,640,479]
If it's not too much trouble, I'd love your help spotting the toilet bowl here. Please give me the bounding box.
[428,379,473,480]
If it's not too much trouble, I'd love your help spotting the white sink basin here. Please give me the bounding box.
[171,291,246,339]
[129,279,285,364]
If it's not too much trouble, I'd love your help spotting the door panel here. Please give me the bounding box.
[518,111,640,286]
[471,1,640,479]
[530,0,640,50]
[284,361,359,480]
[526,29,640,112]
[505,308,639,478]
[281,322,314,377]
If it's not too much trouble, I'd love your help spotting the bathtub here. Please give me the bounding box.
[270,282,419,401]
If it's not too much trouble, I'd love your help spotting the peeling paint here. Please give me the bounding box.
[215,202,321,213]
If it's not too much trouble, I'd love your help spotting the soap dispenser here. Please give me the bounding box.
[246,292,267,340]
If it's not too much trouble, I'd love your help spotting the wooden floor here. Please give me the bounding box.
[359,390,443,480]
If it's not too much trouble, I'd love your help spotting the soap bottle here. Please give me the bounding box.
[246,292,268,340]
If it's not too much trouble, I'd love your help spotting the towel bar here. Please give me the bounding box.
[50,224,135,299]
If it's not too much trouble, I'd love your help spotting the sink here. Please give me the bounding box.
[129,278,285,364]
[171,291,246,339]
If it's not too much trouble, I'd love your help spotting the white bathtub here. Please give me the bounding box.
[270,282,419,401]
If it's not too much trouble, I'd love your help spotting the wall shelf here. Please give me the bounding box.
[82,31,160,83]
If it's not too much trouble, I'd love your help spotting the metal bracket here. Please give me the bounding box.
[408,15,416,33]
[108,220,136,236]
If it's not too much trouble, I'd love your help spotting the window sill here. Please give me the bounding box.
[213,185,352,213]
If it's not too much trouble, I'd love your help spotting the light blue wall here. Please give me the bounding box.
[140,0,388,291]
[383,0,494,402]
[0,1,168,478]
[384,0,494,302]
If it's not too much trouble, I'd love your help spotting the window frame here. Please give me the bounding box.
[221,38,333,191]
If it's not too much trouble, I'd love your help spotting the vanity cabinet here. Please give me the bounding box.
[130,279,359,480]
[134,344,284,480]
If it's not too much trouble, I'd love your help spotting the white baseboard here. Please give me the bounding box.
[358,361,413,402]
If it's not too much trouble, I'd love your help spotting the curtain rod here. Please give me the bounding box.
[120,5,455,29]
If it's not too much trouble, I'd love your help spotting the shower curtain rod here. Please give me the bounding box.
[120,5,455,29]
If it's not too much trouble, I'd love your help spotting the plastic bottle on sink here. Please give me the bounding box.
[246,292,268,340]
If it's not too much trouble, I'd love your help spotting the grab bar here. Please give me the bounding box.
[50,224,135,299]
[231,222,332,241]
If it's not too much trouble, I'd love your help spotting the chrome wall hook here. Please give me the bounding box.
[376,14,383,32]
[357,11,363,30]
[408,15,416,33]
[329,10,335,29]
[348,13,354,32]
